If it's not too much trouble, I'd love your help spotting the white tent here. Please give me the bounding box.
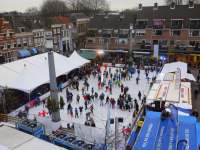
[68,51,90,67]
[40,52,61,62]
[6,66,42,93]
[23,55,46,67]
[55,55,80,75]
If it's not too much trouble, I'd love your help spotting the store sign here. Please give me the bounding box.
[59,40,63,51]
[175,68,181,89]
[154,45,158,58]
[116,50,124,52]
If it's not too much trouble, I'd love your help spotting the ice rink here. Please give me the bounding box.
[28,67,155,130]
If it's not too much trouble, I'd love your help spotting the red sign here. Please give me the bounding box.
[181,93,184,98]
[164,87,167,90]
[162,91,166,97]
[181,88,184,93]
[28,100,36,108]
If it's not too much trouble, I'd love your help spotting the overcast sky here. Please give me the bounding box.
[0,0,165,12]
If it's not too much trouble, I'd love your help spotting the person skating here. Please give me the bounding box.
[84,100,88,110]
[69,106,73,117]
[89,104,94,114]
[99,93,104,106]
[86,112,91,121]
[194,88,199,99]
[79,106,83,115]
[76,80,79,91]
[138,91,141,100]
[67,103,71,115]
[86,82,90,91]
[121,84,124,93]
[134,98,137,108]
[111,98,115,109]
[76,94,80,104]
[136,77,139,84]
[75,108,79,118]
[94,92,98,102]
[110,86,112,95]
[91,87,94,95]
[81,87,85,95]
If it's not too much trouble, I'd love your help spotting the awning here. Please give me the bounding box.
[79,51,97,60]
[0,56,5,64]
[133,117,160,150]
[31,48,38,54]
[18,50,30,57]
[178,122,198,150]
[153,119,177,150]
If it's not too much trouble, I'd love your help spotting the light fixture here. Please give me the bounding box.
[160,57,162,59]
[45,34,53,50]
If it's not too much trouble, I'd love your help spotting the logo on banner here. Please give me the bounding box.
[169,104,178,127]
[154,45,158,58]
[177,140,187,150]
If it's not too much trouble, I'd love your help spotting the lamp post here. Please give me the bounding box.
[129,23,133,68]
[68,23,73,52]
[45,35,62,135]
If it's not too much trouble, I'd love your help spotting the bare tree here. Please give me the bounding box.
[123,7,138,15]
[25,6,38,14]
[40,0,69,17]
[184,0,200,4]
[164,0,183,5]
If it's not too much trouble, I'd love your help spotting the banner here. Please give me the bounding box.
[59,40,63,51]
[169,104,178,127]
[154,45,158,58]
[175,68,181,89]
[177,140,187,150]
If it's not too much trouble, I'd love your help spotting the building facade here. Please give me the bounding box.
[0,18,17,63]
[51,24,62,52]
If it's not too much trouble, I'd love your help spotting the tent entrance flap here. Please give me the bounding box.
[18,50,30,57]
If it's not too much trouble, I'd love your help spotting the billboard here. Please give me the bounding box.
[175,68,181,89]
[154,45,158,58]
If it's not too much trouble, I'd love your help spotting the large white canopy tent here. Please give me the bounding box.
[0,51,90,94]
[68,50,90,67]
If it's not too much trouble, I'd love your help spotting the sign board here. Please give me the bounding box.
[169,104,178,127]
[175,68,181,89]
[154,45,158,58]
[116,50,124,52]
[59,40,63,51]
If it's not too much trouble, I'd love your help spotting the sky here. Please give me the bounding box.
[0,0,165,12]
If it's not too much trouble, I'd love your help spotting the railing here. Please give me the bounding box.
[119,34,129,38]
[159,46,168,50]
[153,25,164,29]
[170,25,182,29]
[194,47,200,51]
[103,34,112,38]
[141,45,151,49]
[136,25,146,29]
[87,33,96,37]
[189,25,200,29]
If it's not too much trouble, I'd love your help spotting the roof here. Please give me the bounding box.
[69,13,89,22]
[137,4,200,28]
[88,14,136,29]
[79,51,97,60]
[54,17,76,28]
[0,18,3,29]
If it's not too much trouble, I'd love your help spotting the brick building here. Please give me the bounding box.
[51,24,62,51]
[0,18,17,63]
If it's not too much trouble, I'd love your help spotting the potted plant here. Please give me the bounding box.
[52,98,59,112]
[46,96,52,111]
[60,96,65,110]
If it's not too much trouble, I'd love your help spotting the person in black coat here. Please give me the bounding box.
[138,91,141,100]
[192,109,198,118]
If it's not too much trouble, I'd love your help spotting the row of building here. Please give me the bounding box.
[86,2,200,63]
[1,2,200,64]
[0,13,89,63]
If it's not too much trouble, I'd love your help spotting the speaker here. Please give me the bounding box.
[110,118,114,124]
[118,117,123,122]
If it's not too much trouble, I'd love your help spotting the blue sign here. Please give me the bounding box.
[177,140,187,150]
[59,40,63,51]
[169,104,178,127]
[116,49,124,52]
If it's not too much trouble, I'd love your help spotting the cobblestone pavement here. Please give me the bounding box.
[190,68,200,122]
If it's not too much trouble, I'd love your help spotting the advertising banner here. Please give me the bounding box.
[153,45,158,58]
[175,68,181,89]
[177,140,187,150]
[169,104,178,127]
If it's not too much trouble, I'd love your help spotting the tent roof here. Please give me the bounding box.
[6,67,43,93]
[23,55,46,67]
[79,51,97,60]
[68,51,90,67]
[0,126,66,150]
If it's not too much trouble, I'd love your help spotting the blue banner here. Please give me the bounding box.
[169,104,178,127]
[177,140,187,150]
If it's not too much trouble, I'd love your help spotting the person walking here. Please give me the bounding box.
[42,99,46,108]
[146,72,148,79]
[134,98,137,108]
[25,105,29,115]
[86,83,90,91]
[48,110,52,118]
[110,86,112,94]
[69,106,73,117]
[75,108,79,118]
[136,77,139,84]
[76,94,80,104]
[138,91,141,100]
[99,93,104,106]
[76,80,79,91]
[90,104,94,114]
[192,109,198,118]
[94,92,98,102]
[105,96,109,105]
[111,99,115,109]
[137,69,140,77]
[146,76,150,84]
[84,100,88,110]
[194,88,199,99]
[81,87,85,95]
[67,103,71,115]
[79,106,83,115]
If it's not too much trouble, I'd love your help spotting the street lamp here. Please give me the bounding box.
[129,23,133,68]
[45,35,62,134]
[68,23,73,52]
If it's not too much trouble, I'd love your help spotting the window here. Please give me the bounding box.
[10,41,14,48]
[57,28,60,33]
[41,38,44,45]
[87,38,95,43]
[34,32,37,37]
[146,40,151,45]
[38,38,41,46]
[103,38,111,44]
[189,30,200,37]
[119,39,127,45]
[171,30,181,36]
[189,41,195,47]
[180,41,186,47]
[23,38,27,46]
[99,38,102,44]
[5,30,9,37]
[114,30,118,34]
[58,35,60,42]
[18,27,26,33]
[3,42,7,49]
[120,30,129,34]
[54,36,57,43]
[17,39,21,47]
[40,32,43,36]
[136,39,142,45]
[98,29,102,33]
[171,20,182,26]
[103,30,112,34]
[190,20,199,25]
[153,30,162,36]
[53,29,56,34]
[37,32,40,37]
[29,37,32,46]
[115,38,118,44]
[137,30,146,36]
[34,39,37,47]
[64,31,66,37]
[67,31,69,37]
[138,21,147,25]
[61,31,64,38]
[154,20,164,25]
[2,51,16,63]
[153,40,158,45]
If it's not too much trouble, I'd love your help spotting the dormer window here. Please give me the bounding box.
[154,20,164,25]
[5,30,10,37]
[114,30,118,33]
[18,27,26,33]
[98,29,102,33]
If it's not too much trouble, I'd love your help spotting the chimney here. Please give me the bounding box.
[139,4,142,10]
[120,12,124,18]
[170,2,175,9]
[154,3,158,10]
[189,1,194,8]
